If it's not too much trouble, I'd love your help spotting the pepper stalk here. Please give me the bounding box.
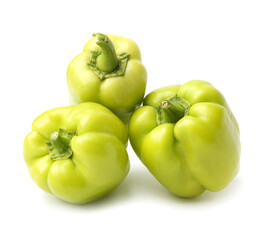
[88,33,130,80]
[156,95,190,125]
[46,128,75,160]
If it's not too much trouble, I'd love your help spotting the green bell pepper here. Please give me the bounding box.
[23,102,129,204]
[67,33,147,123]
[129,80,241,198]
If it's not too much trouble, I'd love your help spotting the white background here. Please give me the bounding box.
[1,0,270,239]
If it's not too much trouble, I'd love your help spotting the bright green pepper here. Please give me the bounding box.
[67,33,147,123]
[129,80,241,198]
[23,102,129,204]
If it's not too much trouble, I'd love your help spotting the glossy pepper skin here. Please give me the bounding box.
[23,102,129,204]
[67,33,147,124]
[129,80,240,198]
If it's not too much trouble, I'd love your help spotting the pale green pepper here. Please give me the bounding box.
[67,33,147,123]
[129,80,241,197]
[23,102,129,204]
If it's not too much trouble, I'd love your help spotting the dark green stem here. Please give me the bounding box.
[46,129,75,160]
[87,33,130,80]
[94,33,119,73]
[156,95,190,125]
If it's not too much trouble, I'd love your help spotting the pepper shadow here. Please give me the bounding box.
[41,166,167,209]
[42,166,244,209]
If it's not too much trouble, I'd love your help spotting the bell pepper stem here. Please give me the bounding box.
[156,95,190,125]
[88,33,130,80]
[46,128,75,160]
[93,33,120,73]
